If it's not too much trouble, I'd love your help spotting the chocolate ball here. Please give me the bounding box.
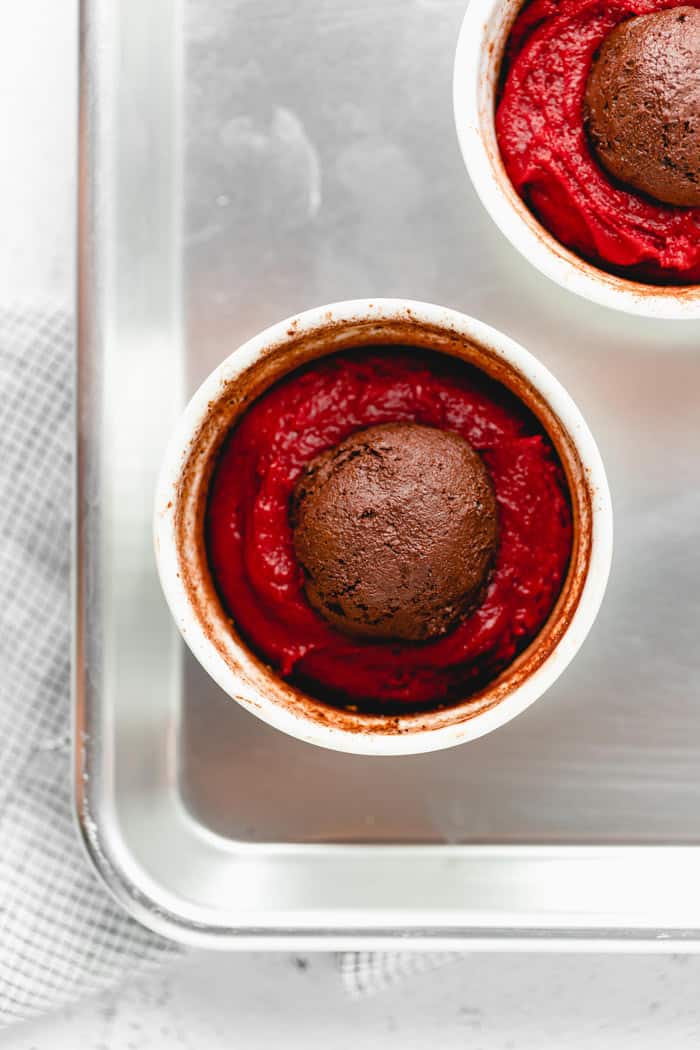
[584,7,700,208]
[290,423,498,643]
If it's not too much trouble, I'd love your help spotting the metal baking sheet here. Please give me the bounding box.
[75,0,700,947]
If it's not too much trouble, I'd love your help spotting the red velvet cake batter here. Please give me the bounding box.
[207,349,572,712]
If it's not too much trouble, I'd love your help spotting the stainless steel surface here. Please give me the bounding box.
[76,0,700,946]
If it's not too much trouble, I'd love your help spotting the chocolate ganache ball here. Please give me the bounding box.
[584,7,700,207]
[290,422,498,643]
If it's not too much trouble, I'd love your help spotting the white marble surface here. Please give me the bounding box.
[4,951,700,1049]
[0,0,75,305]
[3,2,700,1046]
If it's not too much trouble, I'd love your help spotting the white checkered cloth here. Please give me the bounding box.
[339,952,462,996]
[0,307,179,1027]
[0,305,458,1027]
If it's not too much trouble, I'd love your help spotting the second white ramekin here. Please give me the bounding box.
[453,0,700,319]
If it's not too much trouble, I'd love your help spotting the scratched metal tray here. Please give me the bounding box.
[75,0,700,948]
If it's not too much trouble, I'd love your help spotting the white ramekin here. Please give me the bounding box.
[453,0,700,319]
[154,299,613,756]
